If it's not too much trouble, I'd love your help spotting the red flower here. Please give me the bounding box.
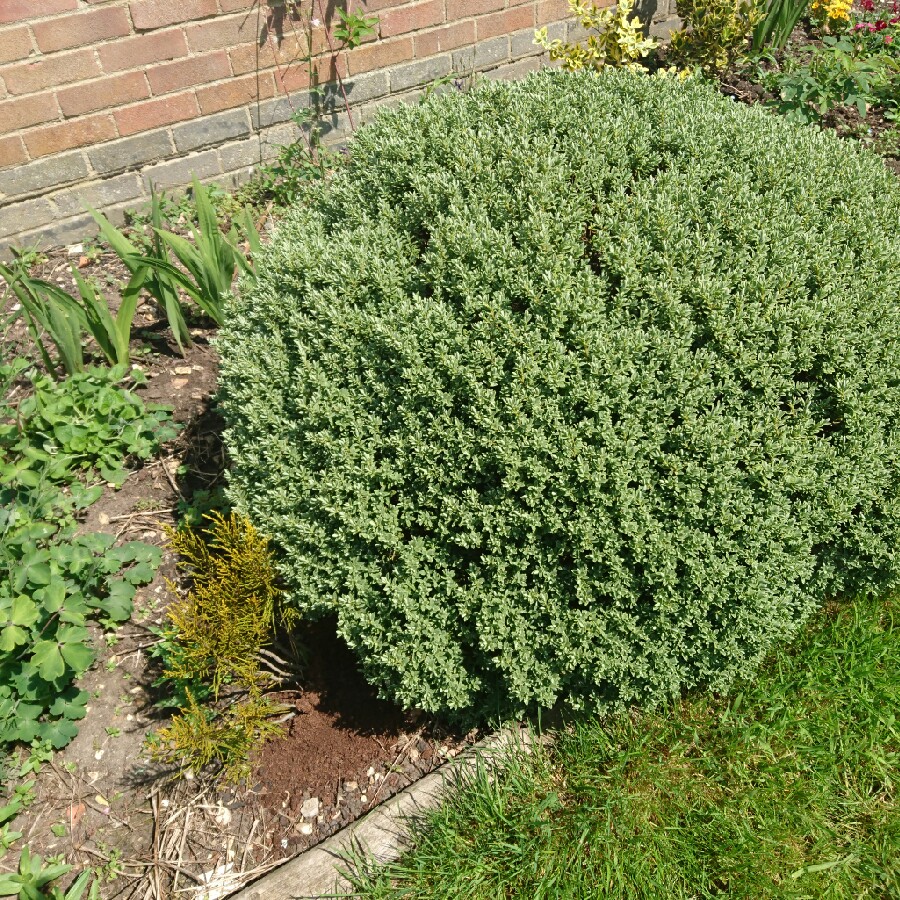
[886,33,894,41]
[862,0,875,10]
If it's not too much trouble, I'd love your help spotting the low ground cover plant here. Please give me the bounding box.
[350,593,900,897]
[220,69,900,720]
[0,362,172,751]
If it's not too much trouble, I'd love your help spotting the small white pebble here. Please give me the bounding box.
[366,766,375,778]
[94,750,104,761]
[359,794,368,804]
[298,823,313,836]
[161,799,170,808]
[280,838,289,849]
[345,781,358,791]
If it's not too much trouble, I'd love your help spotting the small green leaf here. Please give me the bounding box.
[30,641,65,681]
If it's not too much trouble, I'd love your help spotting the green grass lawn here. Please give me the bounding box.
[349,595,900,899]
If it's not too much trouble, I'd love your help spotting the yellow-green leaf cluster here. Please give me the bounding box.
[149,690,285,782]
[534,0,657,70]
[149,513,288,779]
[164,511,280,695]
[670,0,763,72]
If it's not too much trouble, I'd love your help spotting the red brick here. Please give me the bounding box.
[477,5,533,39]
[447,0,504,18]
[0,133,27,167]
[113,90,198,135]
[346,35,413,76]
[196,71,275,114]
[24,113,117,158]
[146,50,230,95]
[228,35,304,77]
[536,0,571,24]
[130,0,217,32]
[414,20,475,57]
[0,25,33,64]
[98,28,188,72]
[184,13,258,53]
[0,91,58,134]
[0,0,77,26]
[57,71,149,117]
[275,52,345,93]
[32,7,131,54]
[379,0,444,38]
[359,0,405,10]
[1,48,100,95]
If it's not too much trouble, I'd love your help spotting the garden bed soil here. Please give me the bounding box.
[2,243,475,899]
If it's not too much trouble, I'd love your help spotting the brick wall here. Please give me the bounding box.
[0,0,676,252]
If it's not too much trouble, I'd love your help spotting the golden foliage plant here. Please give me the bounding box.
[149,690,285,782]
[164,511,281,695]
[670,0,763,73]
[534,0,658,70]
[149,512,290,780]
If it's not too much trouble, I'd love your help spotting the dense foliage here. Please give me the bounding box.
[219,69,900,717]
[0,362,170,749]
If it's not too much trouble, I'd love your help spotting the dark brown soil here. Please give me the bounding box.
[252,622,472,856]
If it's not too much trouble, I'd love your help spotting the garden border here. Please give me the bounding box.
[230,726,541,899]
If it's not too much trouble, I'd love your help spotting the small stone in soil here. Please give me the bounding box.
[366,766,375,778]
[174,366,192,375]
[300,797,320,819]
[359,795,368,804]
[345,781,358,791]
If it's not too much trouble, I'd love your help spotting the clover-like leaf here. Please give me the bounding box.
[30,641,65,682]
[11,595,40,628]
[59,642,94,676]
[0,625,30,652]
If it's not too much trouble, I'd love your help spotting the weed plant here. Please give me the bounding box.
[351,593,900,898]
[0,362,173,751]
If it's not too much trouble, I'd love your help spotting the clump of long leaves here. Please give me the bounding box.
[90,178,260,353]
[0,261,143,377]
[752,0,810,51]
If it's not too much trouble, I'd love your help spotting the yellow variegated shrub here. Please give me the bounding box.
[534,0,657,70]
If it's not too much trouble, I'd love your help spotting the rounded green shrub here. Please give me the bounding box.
[219,69,900,717]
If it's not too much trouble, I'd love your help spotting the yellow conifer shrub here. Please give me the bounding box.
[148,513,291,780]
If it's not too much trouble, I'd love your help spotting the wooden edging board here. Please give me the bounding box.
[230,726,537,899]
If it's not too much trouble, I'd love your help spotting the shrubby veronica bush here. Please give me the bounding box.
[219,70,900,717]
